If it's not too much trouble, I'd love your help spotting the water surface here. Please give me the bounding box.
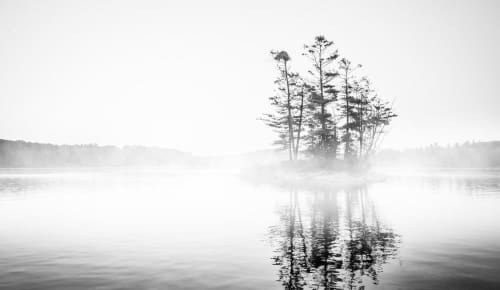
[1,168,499,289]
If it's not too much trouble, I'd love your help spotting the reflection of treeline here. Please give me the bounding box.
[270,187,399,289]
[0,139,195,167]
[375,141,500,168]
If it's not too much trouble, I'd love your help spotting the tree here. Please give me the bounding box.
[338,58,361,161]
[302,36,340,159]
[262,36,397,166]
[261,50,301,160]
[293,78,308,159]
[362,96,397,157]
[352,77,372,159]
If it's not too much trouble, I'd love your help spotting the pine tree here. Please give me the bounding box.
[352,77,372,159]
[302,36,340,159]
[262,36,397,166]
[261,51,301,160]
[293,78,308,158]
[338,58,361,160]
[363,96,397,157]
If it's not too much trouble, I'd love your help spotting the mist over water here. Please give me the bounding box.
[2,1,500,289]
[1,168,499,290]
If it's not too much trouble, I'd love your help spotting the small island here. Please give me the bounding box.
[257,36,396,184]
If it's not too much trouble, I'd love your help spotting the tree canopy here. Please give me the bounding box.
[262,36,397,165]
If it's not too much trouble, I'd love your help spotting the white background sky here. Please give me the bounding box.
[1,0,499,155]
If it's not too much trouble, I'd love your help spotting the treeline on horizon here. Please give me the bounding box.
[0,139,196,167]
[1,139,498,169]
[375,141,500,168]
[262,35,397,165]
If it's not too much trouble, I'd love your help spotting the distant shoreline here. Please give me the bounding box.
[2,138,500,169]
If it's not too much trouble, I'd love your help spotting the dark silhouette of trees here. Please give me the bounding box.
[262,36,397,166]
[338,58,361,161]
[302,36,340,159]
[294,80,308,159]
[362,97,397,158]
[262,51,304,161]
[352,77,371,160]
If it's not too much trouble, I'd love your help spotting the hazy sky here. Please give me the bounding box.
[1,0,499,155]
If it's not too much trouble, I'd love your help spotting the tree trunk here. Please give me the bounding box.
[318,46,326,157]
[358,99,364,159]
[294,86,305,159]
[283,60,295,161]
[344,70,350,160]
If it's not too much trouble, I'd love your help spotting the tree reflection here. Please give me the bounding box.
[270,186,399,290]
[270,188,309,289]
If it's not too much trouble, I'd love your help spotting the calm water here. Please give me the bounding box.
[1,168,500,290]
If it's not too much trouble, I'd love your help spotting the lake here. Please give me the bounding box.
[1,168,499,290]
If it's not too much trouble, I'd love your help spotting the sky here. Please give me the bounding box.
[1,0,499,155]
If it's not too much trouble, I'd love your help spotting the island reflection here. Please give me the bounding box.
[269,186,400,290]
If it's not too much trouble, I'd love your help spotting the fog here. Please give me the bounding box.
[1,0,500,155]
[2,1,500,290]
